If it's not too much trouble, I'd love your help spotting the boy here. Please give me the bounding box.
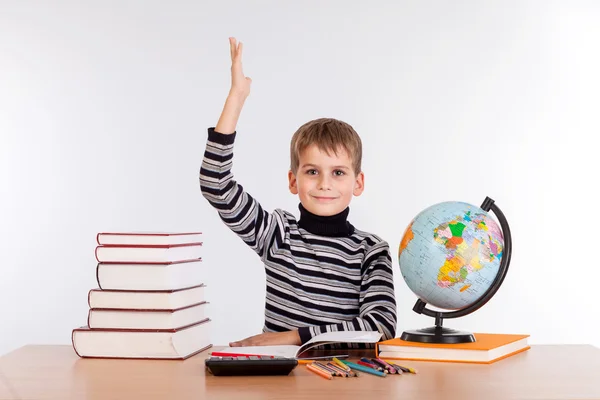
[200,38,396,347]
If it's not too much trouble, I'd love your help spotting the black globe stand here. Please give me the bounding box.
[400,301,476,344]
[400,196,513,344]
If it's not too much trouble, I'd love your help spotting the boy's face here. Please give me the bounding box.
[288,144,364,217]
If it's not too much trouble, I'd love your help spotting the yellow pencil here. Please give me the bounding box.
[297,359,313,365]
[332,357,358,376]
[333,357,352,372]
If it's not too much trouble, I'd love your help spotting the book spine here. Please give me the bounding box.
[95,263,102,290]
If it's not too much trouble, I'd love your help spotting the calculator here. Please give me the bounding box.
[205,355,298,376]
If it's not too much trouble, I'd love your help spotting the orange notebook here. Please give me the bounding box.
[375,333,530,364]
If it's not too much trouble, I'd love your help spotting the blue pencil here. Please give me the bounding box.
[341,360,387,377]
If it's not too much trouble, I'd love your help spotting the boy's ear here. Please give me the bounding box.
[353,171,365,196]
[288,170,299,195]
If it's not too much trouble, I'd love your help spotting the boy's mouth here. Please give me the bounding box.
[312,196,338,202]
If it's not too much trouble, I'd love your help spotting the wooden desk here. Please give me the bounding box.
[0,345,599,400]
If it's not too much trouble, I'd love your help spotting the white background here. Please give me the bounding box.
[1,0,599,356]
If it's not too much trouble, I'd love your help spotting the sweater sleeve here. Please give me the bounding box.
[297,241,397,344]
[199,127,281,259]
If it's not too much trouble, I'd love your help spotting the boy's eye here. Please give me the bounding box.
[306,169,318,175]
[333,170,345,176]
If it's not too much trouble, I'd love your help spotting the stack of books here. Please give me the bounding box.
[71,232,212,359]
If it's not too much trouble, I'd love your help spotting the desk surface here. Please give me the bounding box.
[1,344,599,400]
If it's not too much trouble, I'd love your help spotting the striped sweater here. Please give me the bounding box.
[199,128,397,345]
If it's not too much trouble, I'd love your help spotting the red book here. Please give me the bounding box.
[88,284,206,310]
[95,243,202,263]
[72,318,212,360]
[97,232,203,246]
[96,259,205,291]
[87,301,209,330]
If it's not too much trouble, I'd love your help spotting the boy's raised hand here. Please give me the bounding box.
[228,37,251,99]
[214,37,251,134]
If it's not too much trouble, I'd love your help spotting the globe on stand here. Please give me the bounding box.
[398,197,512,344]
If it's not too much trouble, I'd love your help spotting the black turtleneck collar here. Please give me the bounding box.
[297,203,355,237]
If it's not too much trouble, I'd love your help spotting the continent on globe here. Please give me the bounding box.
[433,211,503,290]
[399,222,414,254]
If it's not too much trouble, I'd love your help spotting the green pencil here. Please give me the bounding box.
[341,360,387,377]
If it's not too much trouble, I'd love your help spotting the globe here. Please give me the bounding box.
[398,197,512,344]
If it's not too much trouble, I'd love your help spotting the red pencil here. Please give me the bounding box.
[210,352,272,358]
[358,360,386,373]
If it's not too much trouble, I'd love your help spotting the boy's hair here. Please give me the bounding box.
[290,118,362,175]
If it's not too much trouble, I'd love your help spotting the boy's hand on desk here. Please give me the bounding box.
[229,330,302,347]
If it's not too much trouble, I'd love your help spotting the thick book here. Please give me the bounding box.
[72,318,212,359]
[375,333,530,364]
[95,243,202,263]
[212,331,382,359]
[88,285,205,310]
[97,232,203,246]
[96,260,204,291]
[88,301,209,330]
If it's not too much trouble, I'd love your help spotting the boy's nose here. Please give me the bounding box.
[318,176,332,190]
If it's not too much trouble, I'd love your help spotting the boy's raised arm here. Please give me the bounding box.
[200,38,279,259]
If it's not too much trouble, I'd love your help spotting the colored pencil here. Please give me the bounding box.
[306,364,332,380]
[315,362,341,376]
[341,361,387,377]
[360,358,384,371]
[385,360,418,374]
[333,357,352,372]
[327,363,350,377]
[312,362,337,376]
[376,358,400,371]
[332,357,357,377]
[372,358,399,374]
[358,360,385,372]
[389,364,405,374]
